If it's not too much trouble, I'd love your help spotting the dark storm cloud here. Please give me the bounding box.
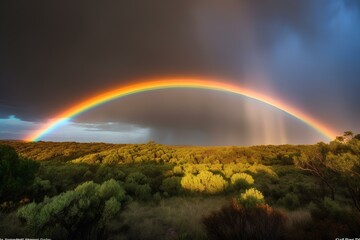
[74,89,325,145]
[1,0,359,144]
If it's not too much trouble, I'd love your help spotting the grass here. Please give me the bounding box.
[0,211,25,237]
[108,196,229,240]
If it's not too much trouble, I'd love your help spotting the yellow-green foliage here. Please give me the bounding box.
[223,164,235,178]
[0,141,118,161]
[209,163,223,172]
[182,164,209,174]
[181,171,228,194]
[181,174,205,193]
[1,140,305,166]
[72,142,176,164]
[17,179,125,237]
[239,188,265,207]
[247,163,277,177]
[231,162,251,173]
[173,165,183,175]
[231,173,254,185]
[173,162,276,185]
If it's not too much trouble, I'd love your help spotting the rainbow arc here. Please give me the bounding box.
[25,78,338,142]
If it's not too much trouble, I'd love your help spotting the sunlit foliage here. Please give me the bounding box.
[1,141,118,161]
[1,134,360,238]
[238,188,265,208]
[231,173,254,190]
[181,171,228,194]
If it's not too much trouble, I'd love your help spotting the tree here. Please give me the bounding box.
[295,132,360,211]
[294,143,336,200]
[326,136,360,212]
[0,145,38,201]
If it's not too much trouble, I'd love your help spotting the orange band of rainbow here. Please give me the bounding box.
[25,78,338,142]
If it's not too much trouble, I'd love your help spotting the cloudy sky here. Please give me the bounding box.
[1,0,359,145]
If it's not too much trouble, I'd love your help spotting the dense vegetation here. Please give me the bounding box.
[0,132,359,239]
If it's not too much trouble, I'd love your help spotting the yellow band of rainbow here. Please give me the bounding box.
[25,78,338,142]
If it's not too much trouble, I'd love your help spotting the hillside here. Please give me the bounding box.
[0,134,359,239]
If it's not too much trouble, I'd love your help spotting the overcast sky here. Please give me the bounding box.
[1,0,359,145]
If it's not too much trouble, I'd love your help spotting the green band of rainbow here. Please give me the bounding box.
[25,78,338,142]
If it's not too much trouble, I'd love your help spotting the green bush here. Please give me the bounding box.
[17,179,126,239]
[124,172,152,200]
[277,193,300,210]
[94,165,125,183]
[303,199,360,239]
[160,176,182,196]
[31,177,57,201]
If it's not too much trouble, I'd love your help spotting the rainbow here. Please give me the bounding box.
[25,77,338,142]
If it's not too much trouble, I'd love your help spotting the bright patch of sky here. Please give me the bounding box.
[0,116,150,143]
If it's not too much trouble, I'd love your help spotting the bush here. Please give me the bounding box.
[160,177,182,196]
[230,173,254,190]
[31,177,57,201]
[202,203,287,240]
[124,172,152,200]
[181,171,228,194]
[95,165,125,183]
[277,193,300,210]
[302,199,360,238]
[17,179,126,239]
[238,188,265,208]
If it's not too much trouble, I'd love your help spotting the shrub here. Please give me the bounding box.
[181,174,205,193]
[173,166,183,175]
[17,179,126,239]
[277,193,300,210]
[230,173,254,190]
[181,171,228,194]
[238,188,265,208]
[124,172,152,200]
[303,199,360,238]
[95,165,125,183]
[31,177,57,201]
[160,177,182,196]
[202,203,287,240]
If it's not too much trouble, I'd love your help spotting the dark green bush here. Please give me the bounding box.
[95,165,125,183]
[277,193,300,210]
[202,202,287,240]
[124,172,152,200]
[303,199,360,238]
[160,176,182,196]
